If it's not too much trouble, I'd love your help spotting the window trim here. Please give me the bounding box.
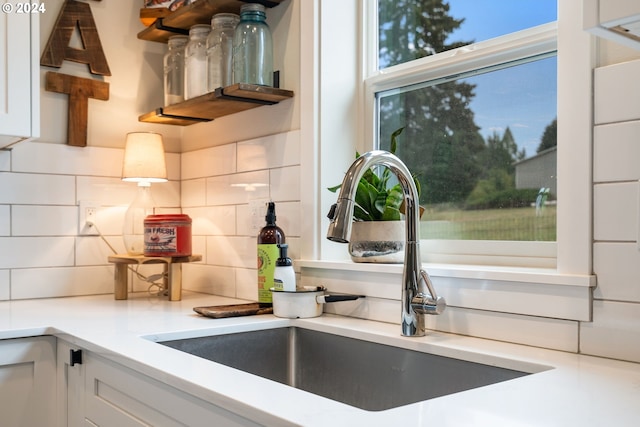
[302,0,595,323]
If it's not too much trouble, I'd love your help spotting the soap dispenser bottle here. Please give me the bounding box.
[273,243,296,292]
[257,202,285,305]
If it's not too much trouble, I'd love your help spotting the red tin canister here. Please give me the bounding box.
[144,214,192,257]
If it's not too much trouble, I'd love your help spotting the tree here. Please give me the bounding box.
[378,0,485,205]
[537,118,557,153]
[481,126,525,177]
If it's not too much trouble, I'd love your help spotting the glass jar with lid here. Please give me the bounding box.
[184,24,211,99]
[163,35,188,106]
[232,3,273,86]
[206,13,239,91]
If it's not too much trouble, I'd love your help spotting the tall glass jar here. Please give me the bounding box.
[163,35,188,106]
[184,24,211,99]
[232,3,273,86]
[206,13,239,91]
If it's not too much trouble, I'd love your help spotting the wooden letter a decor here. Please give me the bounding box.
[41,0,111,76]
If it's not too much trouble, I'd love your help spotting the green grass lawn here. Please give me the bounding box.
[420,206,556,241]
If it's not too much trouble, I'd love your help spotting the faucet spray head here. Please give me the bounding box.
[326,199,354,243]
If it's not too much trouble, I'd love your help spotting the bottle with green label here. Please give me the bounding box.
[257,202,285,305]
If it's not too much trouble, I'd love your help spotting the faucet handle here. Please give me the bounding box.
[412,293,446,315]
[413,269,446,315]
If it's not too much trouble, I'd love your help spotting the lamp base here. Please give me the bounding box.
[123,183,155,255]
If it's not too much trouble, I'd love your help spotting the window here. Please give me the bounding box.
[366,1,563,267]
[305,0,593,322]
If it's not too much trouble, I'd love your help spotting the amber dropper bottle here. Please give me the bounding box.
[257,202,285,305]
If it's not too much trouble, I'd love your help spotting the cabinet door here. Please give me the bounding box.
[0,1,39,147]
[84,351,261,427]
[0,336,57,427]
[58,340,87,427]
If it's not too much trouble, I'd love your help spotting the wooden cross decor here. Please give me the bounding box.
[45,72,109,147]
[41,0,110,147]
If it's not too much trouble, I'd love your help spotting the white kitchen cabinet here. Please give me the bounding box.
[0,2,40,148]
[58,340,261,426]
[0,336,57,426]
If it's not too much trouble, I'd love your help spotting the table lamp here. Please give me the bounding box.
[121,132,167,255]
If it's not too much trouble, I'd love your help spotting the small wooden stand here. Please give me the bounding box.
[107,254,202,301]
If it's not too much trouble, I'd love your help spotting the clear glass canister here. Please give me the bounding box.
[163,35,188,106]
[184,24,211,100]
[207,13,239,91]
[232,3,273,86]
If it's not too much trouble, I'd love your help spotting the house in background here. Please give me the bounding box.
[514,146,557,196]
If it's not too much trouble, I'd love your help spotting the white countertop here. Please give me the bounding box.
[1,291,639,426]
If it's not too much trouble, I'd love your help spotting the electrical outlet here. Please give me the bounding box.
[78,201,99,235]
[249,198,270,235]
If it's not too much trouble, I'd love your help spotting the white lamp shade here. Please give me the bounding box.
[122,132,168,183]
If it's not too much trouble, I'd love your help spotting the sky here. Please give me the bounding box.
[444,0,557,157]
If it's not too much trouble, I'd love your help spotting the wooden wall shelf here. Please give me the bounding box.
[138,83,294,126]
[138,0,285,43]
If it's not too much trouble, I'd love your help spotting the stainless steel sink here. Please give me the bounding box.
[158,327,532,411]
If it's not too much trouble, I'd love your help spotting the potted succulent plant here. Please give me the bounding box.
[328,128,423,263]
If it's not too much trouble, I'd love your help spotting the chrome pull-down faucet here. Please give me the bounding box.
[326,150,446,337]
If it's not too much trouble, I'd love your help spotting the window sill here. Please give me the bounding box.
[298,260,595,321]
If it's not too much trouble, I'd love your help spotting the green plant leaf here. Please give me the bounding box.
[389,126,404,154]
[327,184,342,193]
[381,206,401,221]
[327,126,423,221]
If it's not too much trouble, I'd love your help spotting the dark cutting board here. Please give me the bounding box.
[193,303,273,318]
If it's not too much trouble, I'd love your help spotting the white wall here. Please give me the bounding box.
[580,54,640,362]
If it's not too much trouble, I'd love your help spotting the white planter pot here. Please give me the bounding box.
[348,220,405,263]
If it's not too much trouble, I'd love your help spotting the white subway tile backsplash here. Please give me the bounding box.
[581,300,640,363]
[593,182,637,241]
[594,59,640,125]
[12,206,78,236]
[237,130,301,172]
[76,235,123,266]
[594,121,640,182]
[11,266,113,299]
[182,263,236,297]
[270,166,301,202]
[235,267,257,301]
[0,270,8,300]
[206,171,269,205]
[191,235,207,261]
[0,237,75,268]
[183,206,236,236]
[594,242,640,303]
[268,201,300,238]
[206,235,254,269]
[181,179,206,207]
[166,152,181,181]
[76,176,180,210]
[0,150,10,171]
[0,173,75,205]
[0,206,9,236]
[429,307,579,352]
[11,142,122,176]
[181,144,236,180]
[151,180,181,208]
[91,206,128,237]
[77,176,132,206]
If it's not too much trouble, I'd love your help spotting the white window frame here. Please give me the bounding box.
[365,20,559,269]
[299,0,595,323]
[362,1,591,274]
